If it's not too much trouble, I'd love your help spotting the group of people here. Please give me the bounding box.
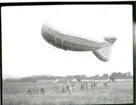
[27,81,110,95]
[80,81,110,90]
[53,82,75,95]
[80,82,97,90]
[27,86,45,95]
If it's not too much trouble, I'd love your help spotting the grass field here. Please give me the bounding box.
[2,81,133,105]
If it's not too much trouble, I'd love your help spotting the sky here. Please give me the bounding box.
[2,5,133,78]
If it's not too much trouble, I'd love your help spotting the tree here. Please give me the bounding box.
[101,73,109,78]
[75,77,81,82]
[93,74,100,77]
[73,75,82,82]
[109,72,132,81]
[125,72,131,76]
[109,76,115,81]
[109,72,117,81]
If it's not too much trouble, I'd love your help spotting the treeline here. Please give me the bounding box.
[3,71,132,82]
[109,72,132,81]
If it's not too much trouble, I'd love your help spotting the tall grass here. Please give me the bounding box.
[2,82,133,105]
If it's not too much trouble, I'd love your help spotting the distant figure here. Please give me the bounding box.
[31,86,36,94]
[91,83,94,88]
[40,88,45,94]
[61,86,66,93]
[36,88,39,94]
[90,82,97,88]
[53,84,59,93]
[103,82,110,87]
[80,83,84,90]
[27,88,32,94]
[71,83,75,87]
[85,82,88,89]
[66,84,72,95]
[94,82,96,87]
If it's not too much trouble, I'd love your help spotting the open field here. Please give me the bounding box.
[2,81,133,105]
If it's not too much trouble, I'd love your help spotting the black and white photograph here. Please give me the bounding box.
[2,4,133,105]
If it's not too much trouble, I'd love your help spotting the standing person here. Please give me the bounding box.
[85,82,88,89]
[66,82,72,95]
[53,83,58,93]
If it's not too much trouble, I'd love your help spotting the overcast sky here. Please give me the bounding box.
[2,5,133,78]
